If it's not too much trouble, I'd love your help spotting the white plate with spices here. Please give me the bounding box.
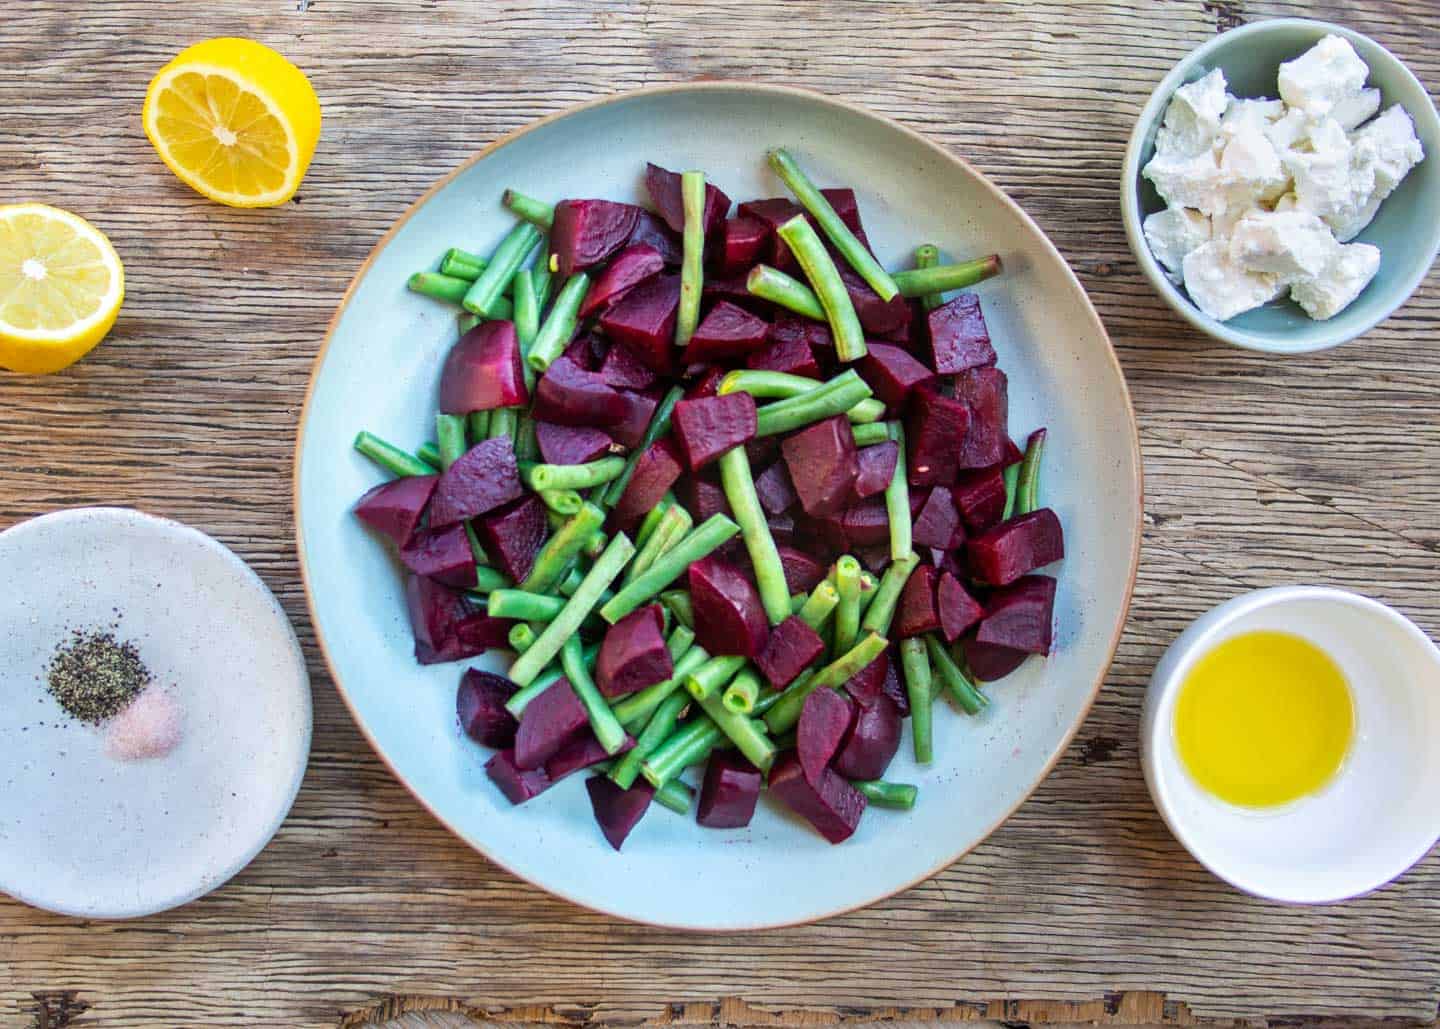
[0,507,311,918]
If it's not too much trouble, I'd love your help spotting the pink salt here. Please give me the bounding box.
[105,687,184,761]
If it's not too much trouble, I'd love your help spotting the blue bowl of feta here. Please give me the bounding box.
[1121,19,1440,353]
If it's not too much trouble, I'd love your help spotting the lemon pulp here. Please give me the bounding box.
[1173,630,1353,808]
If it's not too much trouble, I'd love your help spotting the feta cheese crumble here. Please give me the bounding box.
[1141,34,1424,322]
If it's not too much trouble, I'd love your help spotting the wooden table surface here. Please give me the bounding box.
[4,1,1439,1026]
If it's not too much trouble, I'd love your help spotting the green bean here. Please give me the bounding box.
[462,222,542,317]
[625,503,692,586]
[694,688,775,772]
[675,170,706,347]
[353,431,433,479]
[1015,428,1047,516]
[530,240,554,309]
[600,514,740,623]
[833,555,862,655]
[557,566,584,597]
[769,149,899,303]
[857,571,879,620]
[602,385,685,508]
[526,273,590,373]
[466,566,511,598]
[458,311,481,335]
[465,411,491,445]
[487,588,565,623]
[685,655,748,702]
[582,528,607,560]
[892,255,1002,298]
[900,637,934,763]
[539,489,583,515]
[718,447,791,625]
[851,422,890,447]
[884,421,912,561]
[666,624,696,662]
[520,503,605,595]
[764,631,889,733]
[416,443,441,470]
[561,635,628,755]
[634,495,673,552]
[503,641,599,717]
[523,456,626,492]
[440,248,487,281]
[513,416,541,462]
[745,264,826,321]
[589,761,693,813]
[853,779,918,810]
[913,244,943,312]
[722,667,763,715]
[509,534,634,687]
[926,635,989,716]
[660,589,695,630]
[797,579,840,632]
[503,188,555,229]
[610,689,690,790]
[408,271,471,306]
[776,215,866,363]
[719,369,885,424]
[860,551,919,637]
[508,622,537,653]
[613,643,710,731]
[641,718,724,789]
[754,370,875,437]
[512,267,540,386]
[1002,462,1021,521]
[435,413,468,470]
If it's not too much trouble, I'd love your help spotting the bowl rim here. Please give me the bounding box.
[293,80,1144,929]
[1141,584,1440,903]
[1119,17,1440,355]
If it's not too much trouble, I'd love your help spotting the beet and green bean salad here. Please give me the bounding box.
[351,151,1065,850]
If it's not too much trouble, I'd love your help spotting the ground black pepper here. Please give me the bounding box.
[45,627,151,724]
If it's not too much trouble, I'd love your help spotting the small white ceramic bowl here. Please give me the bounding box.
[1142,586,1440,903]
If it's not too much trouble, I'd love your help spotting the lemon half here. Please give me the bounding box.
[0,204,125,374]
[143,37,321,208]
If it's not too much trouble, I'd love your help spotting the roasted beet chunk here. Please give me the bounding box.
[844,651,889,708]
[547,733,635,781]
[962,634,1030,682]
[474,494,547,583]
[439,320,528,414]
[697,751,764,828]
[406,575,511,665]
[676,473,731,522]
[486,749,551,804]
[608,388,660,450]
[354,474,437,548]
[457,669,519,748]
[894,563,941,638]
[578,243,665,319]
[832,693,901,780]
[551,199,641,276]
[595,604,673,697]
[937,571,985,642]
[599,273,681,374]
[768,750,867,844]
[976,574,1057,654]
[684,301,771,364]
[514,676,590,770]
[672,392,757,471]
[906,385,972,488]
[926,293,996,374]
[585,775,655,851]
[719,215,770,275]
[610,437,684,531]
[689,554,769,658]
[777,544,827,593]
[625,209,683,265]
[954,366,1009,469]
[428,437,524,527]
[755,614,825,688]
[738,197,804,270]
[535,421,613,466]
[400,523,476,588]
[745,335,822,379]
[754,461,798,515]
[852,441,899,500]
[645,162,731,236]
[912,486,963,550]
[838,262,910,335]
[598,339,658,391]
[532,354,629,428]
[782,414,859,517]
[798,688,855,783]
[859,342,935,414]
[967,508,1065,586]
[952,468,1008,533]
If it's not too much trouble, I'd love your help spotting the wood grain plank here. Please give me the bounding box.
[3,1,1439,1026]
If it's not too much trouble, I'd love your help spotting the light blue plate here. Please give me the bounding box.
[1121,19,1440,353]
[297,83,1141,928]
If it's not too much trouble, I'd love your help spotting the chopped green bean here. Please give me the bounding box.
[530,240,554,309]
[466,411,491,445]
[610,689,690,789]
[685,655,747,702]
[1015,428,1047,516]
[754,370,875,437]
[718,447,791,625]
[856,571,879,619]
[745,264,826,321]
[582,528,607,560]
[764,631,889,733]
[408,271,472,306]
[526,273,590,373]
[635,495,674,552]
[512,267,540,385]
[853,779,918,810]
[797,579,840,632]
[539,488,583,515]
[833,555,862,655]
[625,503,692,586]
[458,311,481,335]
[694,688,775,772]
[660,589,695,630]
[508,622,537,653]
[722,668,763,715]
[675,170,706,347]
[354,431,433,479]
[719,369,885,424]
[487,588,565,622]
[913,244,943,312]
[900,637,934,763]
[926,635,989,715]
[513,416,541,462]
[520,503,605,595]
[885,421,912,561]
[462,222,543,317]
[436,413,468,470]
[503,188,555,229]
[503,641,599,717]
[441,248,487,281]
[776,215,866,362]
[641,718,723,789]
[851,422,890,446]
[667,624,696,662]
[892,255,1002,298]
[602,385,684,508]
[561,635,627,755]
[488,408,518,443]
[523,456,626,492]
[600,514,740,623]
[1002,462,1021,521]
[860,551,919,637]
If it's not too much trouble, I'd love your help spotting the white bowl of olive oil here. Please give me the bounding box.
[1142,586,1440,903]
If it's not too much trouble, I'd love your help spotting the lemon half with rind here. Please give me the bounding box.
[0,204,125,374]
[143,37,321,208]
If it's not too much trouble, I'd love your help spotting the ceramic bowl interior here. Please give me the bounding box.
[297,83,1142,929]
[1120,18,1440,353]
[1142,586,1440,903]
